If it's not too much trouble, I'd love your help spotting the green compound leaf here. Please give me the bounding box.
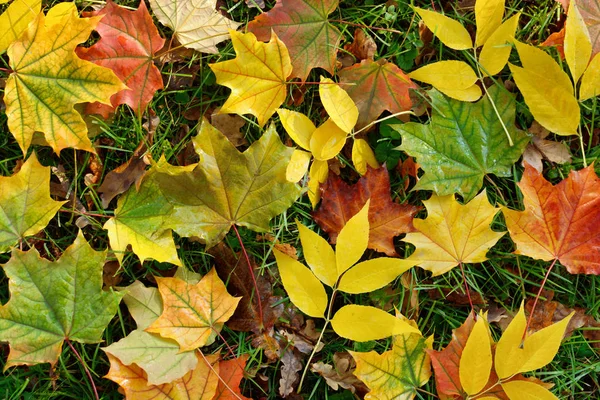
[391,86,528,201]
[0,232,123,369]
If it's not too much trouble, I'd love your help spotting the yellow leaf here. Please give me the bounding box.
[513,41,572,93]
[273,249,327,318]
[308,159,329,208]
[352,138,379,175]
[495,303,527,379]
[337,258,414,294]
[404,191,504,276]
[297,222,337,287]
[459,316,492,395]
[319,76,358,132]
[336,200,369,276]
[277,108,314,151]
[501,380,558,400]
[0,0,41,53]
[479,14,520,76]
[409,60,478,90]
[437,84,483,102]
[580,53,600,101]
[565,0,592,84]
[286,149,311,182]
[44,1,76,26]
[331,305,420,341]
[413,6,472,50]
[209,30,292,127]
[309,119,347,161]
[475,0,505,47]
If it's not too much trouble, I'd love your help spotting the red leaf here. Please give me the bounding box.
[215,355,251,400]
[76,0,165,117]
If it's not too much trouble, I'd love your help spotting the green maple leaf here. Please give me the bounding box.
[0,154,65,253]
[0,232,123,369]
[392,86,529,200]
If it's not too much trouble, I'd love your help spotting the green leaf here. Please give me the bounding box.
[0,232,123,369]
[391,86,529,200]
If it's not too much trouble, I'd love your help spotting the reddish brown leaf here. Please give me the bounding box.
[343,29,377,62]
[578,0,600,57]
[76,0,165,117]
[541,26,566,59]
[502,164,600,274]
[339,59,416,129]
[313,166,419,256]
[215,355,251,400]
[247,0,342,81]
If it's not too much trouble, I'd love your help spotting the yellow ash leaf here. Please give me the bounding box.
[513,41,573,93]
[320,76,358,133]
[274,249,328,318]
[352,138,379,175]
[210,30,292,127]
[337,258,414,294]
[495,303,527,379]
[404,191,504,276]
[146,269,241,352]
[501,380,558,400]
[336,200,369,276]
[565,0,592,84]
[298,221,337,287]
[409,60,478,90]
[413,6,472,50]
[331,305,420,341]
[0,0,41,53]
[437,83,482,102]
[479,13,520,77]
[475,0,505,47]
[580,53,600,101]
[309,119,348,161]
[459,316,492,395]
[278,108,315,151]
[286,149,311,182]
[308,159,329,208]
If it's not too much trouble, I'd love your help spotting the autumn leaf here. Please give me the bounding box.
[413,6,472,50]
[502,163,600,274]
[148,0,240,53]
[146,268,241,352]
[459,315,492,395]
[522,121,572,173]
[575,0,600,58]
[0,0,41,53]
[4,3,126,154]
[338,59,416,129]
[209,30,292,127]
[0,154,65,253]
[392,86,529,200]
[313,166,419,257]
[214,355,251,400]
[75,0,165,117]
[403,191,504,276]
[0,232,123,369]
[247,0,342,80]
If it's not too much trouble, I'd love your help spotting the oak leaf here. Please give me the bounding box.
[4,3,126,154]
[76,0,165,117]
[313,166,419,257]
[0,232,123,369]
[247,0,342,81]
[0,154,65,253]
[0,0,41,53]
[502,163,600,274]
[209,30,292,127]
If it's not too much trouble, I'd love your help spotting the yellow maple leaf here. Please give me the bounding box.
[0,0,41,53]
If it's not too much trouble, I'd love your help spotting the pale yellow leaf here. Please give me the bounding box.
[274,249,327,318]
[352,138,379,175]
[565,0,592,84]
[320,76,358,132]
[459,316,492,395]
[0,0,41,53]
[298,222,337,287]
[308,159,329,208]
[413,6,472,50]
[277,109,314,151]
[514,41,572,93]
[437,84,483,102]
[579,53,600,101]
[336,200,369,276]
[331,305,420,341]
[286,149,311,182]
[309,119,347,161]
[502,380,558,400]
[409,60,478,90]
[475,0,505,47]
[337,258,414,294]
[479,14,520,77]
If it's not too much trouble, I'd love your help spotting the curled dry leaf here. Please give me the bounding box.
[311,352,367,393]
[279,349,302,397]
[522,121,572,172]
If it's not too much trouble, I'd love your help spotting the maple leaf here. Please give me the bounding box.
[502,163,600,274]
[391,86,529,201]
[146,268,241,352]
[350,321,433,400]
[338,59,416,129]
[209,30,292,127]
[148,0,240,53]
[0,154,65,253]
[0,232,123,369]
[0,0,41,53]
[313,166,419,257]
[247,0,342,81]
[214,355,251,400]
[403,191,504,276]
[4,3,126,154]
[105,352,220,400]
[75,0,165,117]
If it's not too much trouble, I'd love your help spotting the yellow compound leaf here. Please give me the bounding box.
[501,380,558,400]
[273,249,328,318]
[437,84,482,102]
[479,14,520,77]
[475,0,505,47]
[210,30,292,127]
[409,60,478,90]
[331,305,420,341]
[146,269,241,352]
[277,109,314,151]
[352,138,379,175]
[404,191,504,276]
[580,53,600,100]
[459,316,492,395]
[4,5,125,154]
[286,149,311,182]
[513,41,572,93]
[336,200,369,276]
[565,0,592,84]
[298,221,337,287]
[0,0,41,53]
[319,76,358,132]
[413,6,472,50]
[309,119,347,161]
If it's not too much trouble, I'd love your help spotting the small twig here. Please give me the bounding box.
[65,339,99,400]
[523,258,558,342]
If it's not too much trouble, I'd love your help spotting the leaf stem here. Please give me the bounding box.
[458,262,474,312]
[65,339,99,400]
[578,124,588,167]
[522,258,558,342]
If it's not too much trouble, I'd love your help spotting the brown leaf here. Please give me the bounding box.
[343,29,377,63]
[427,287,486,306]
[522,121,572,172]
[313,166,419,256]
[103,261,122,288]
[252,331,281,361]
[279,349,302,397]
[525,291,591,338]
[311,352,367,393]
[256,233,298,259]
[211,111,248,147]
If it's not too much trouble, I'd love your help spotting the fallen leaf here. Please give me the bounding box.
[279,349,302,397]
[0,0,41,53]
[522,121,572,172]
[215,355,251,399]
[343,29,377,62]
[211,111,248,147]
[311,352,367,393]
[541,26,566,59]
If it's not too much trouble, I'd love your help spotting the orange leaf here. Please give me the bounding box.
[215,355,251,399]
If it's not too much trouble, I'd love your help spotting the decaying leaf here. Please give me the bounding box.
[279,349,302,397]
[311,352,367,393]
[522,121,572,172]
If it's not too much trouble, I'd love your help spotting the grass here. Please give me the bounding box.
[1,0,600,398]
